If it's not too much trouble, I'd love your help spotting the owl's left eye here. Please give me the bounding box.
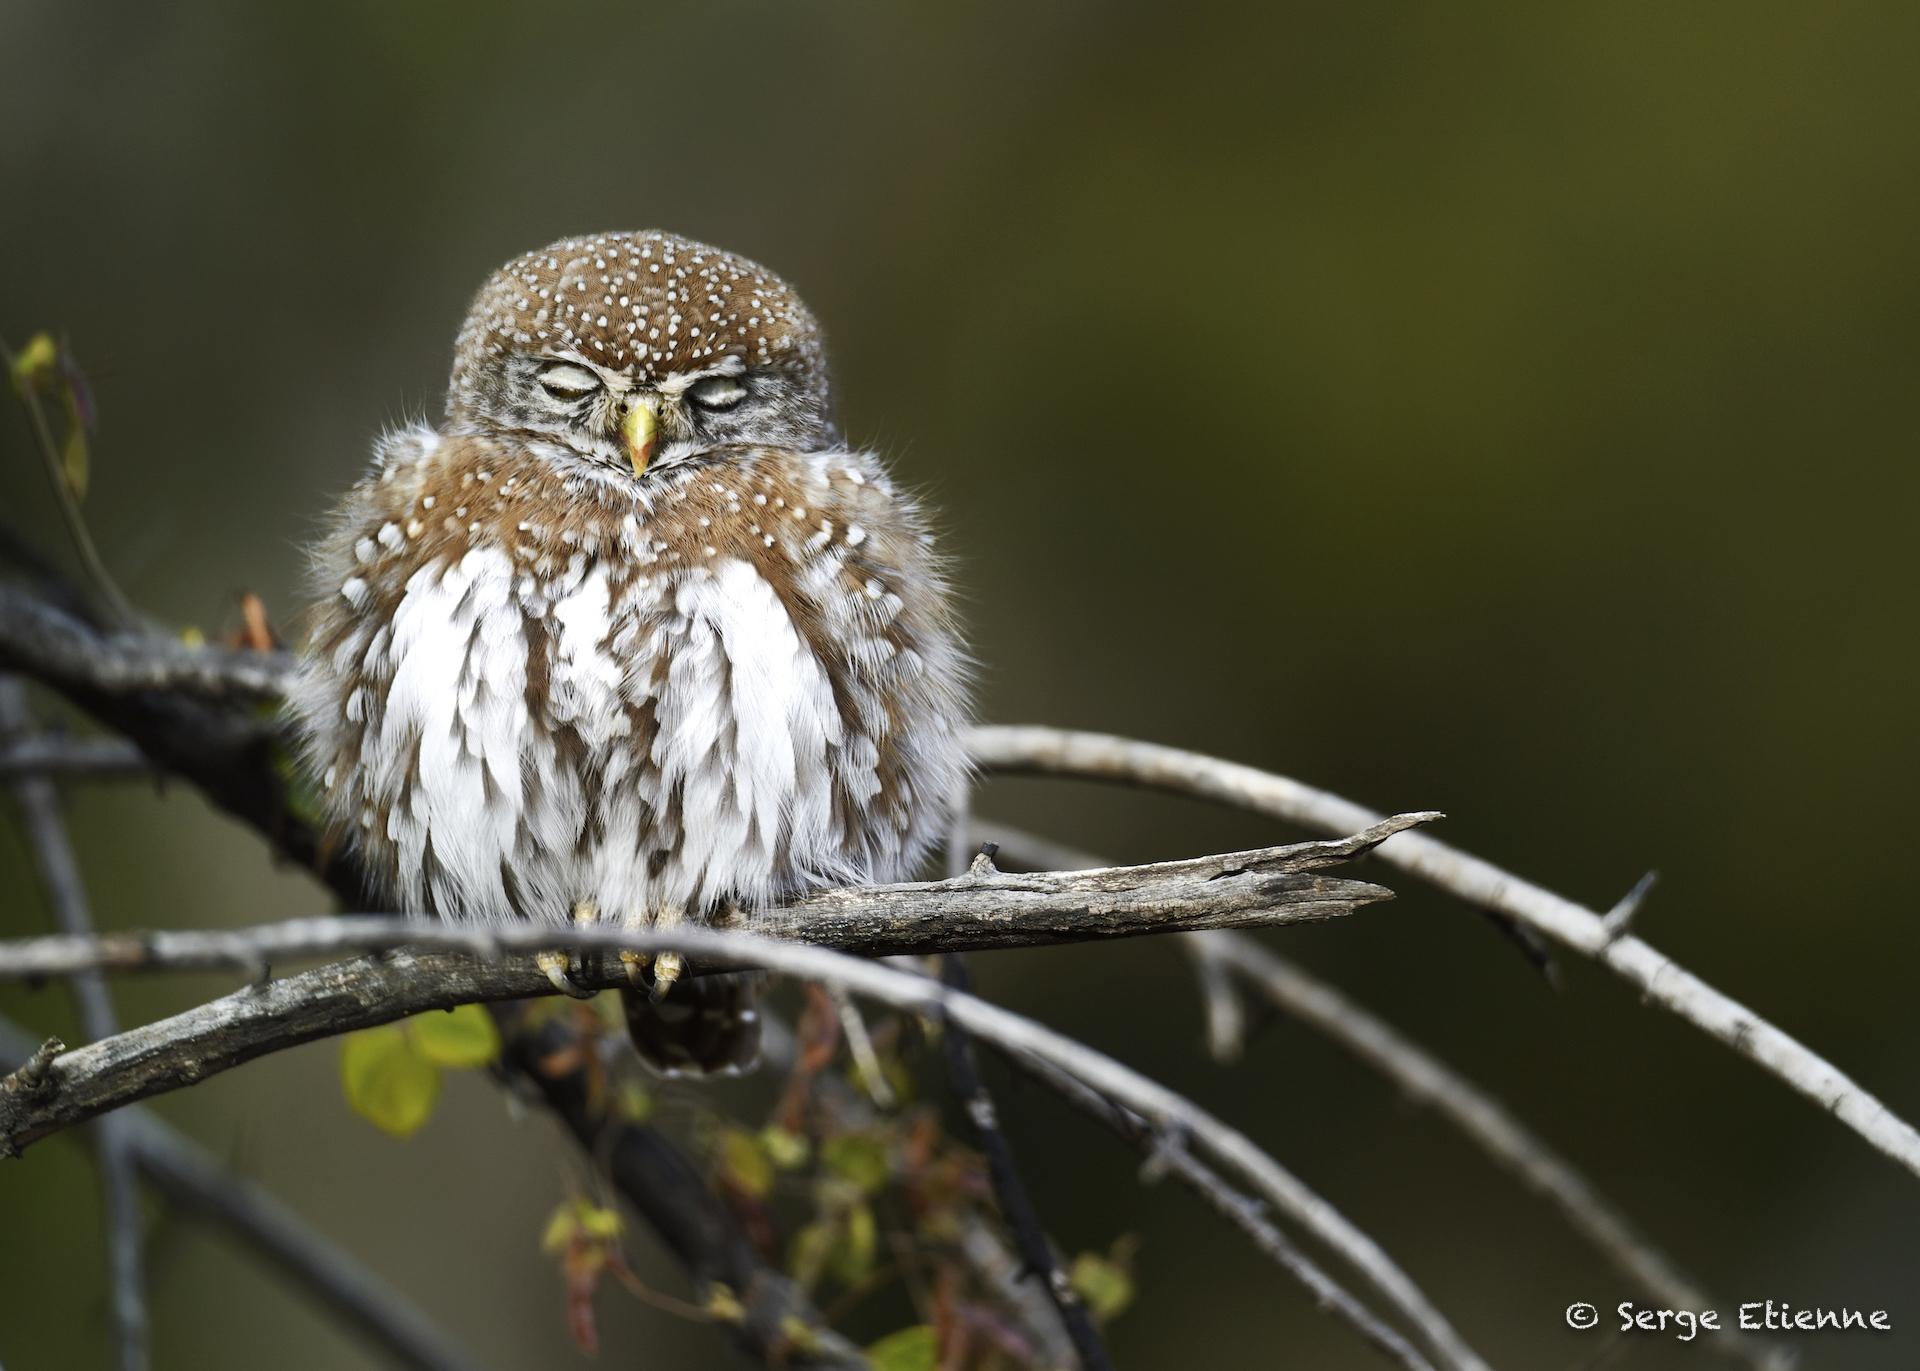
[536,363,602,404]
[687,376,747,411]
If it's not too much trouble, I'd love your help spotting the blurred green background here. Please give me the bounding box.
[3,2,1917,1367]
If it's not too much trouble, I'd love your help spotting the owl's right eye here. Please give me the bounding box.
[536,363,602,404]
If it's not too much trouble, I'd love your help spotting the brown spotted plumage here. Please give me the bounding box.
[291,231,971,1075]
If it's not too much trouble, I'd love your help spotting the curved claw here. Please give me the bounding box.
[536,950,595,1000]
[650,951,685,1002]
[619,948,651,988]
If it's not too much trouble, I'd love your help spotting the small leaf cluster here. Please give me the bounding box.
[333,982,1133,1365]
[339,1004,501,1138]
[8,331,92,503]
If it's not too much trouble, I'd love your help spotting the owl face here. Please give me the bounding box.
[445,230,836,480]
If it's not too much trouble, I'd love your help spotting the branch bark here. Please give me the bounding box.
[0,1016,482,1371]
[0,819,1420,989]
[0,814,1409,1150]
[938,951,1114,1371]
[970,821,1795,1371]
[1000,1046,1437,1371]
[1191,934,1791,1371]
[968,724,1920,1184]
[0,580,864,1367]
[0,921,1491,1371]
[0,733,153,781]
[2,678,148,1371]
[18,582,1910,1188]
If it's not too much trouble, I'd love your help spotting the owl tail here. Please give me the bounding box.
[622,973,764,1077]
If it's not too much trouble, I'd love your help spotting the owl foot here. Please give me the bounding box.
[650,951,685,1001]
[535,950,595,999]
[619,949,651,987]
[542,900,603,996]
[645,904,687,1000]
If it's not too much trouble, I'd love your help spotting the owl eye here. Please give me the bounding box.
[536,363,601,404]
[687,376,747,411]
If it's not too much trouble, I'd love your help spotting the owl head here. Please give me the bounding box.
[445,230,836,478]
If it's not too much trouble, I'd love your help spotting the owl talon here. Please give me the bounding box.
[650,951,685,1001]
[619,949,651,987]
[536,950,595,1000]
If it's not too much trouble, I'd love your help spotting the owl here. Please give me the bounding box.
[290,230,971,1074]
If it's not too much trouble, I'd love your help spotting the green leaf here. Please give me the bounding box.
[778,1316,824,1358]
[340,1025,440,1138]
[576,1198,622,1241]
[866,1325,936,1371]
[760,1125,809,1170]
[540,1201,578,1254]
[616,1081,653,1123]
[1070,1252,1135,1320]
[704,1284,746,1324]
[717,1127,775,1198]
[830,1201,877,1285]
[409,1003,501,1068]
[787,1221,833,1285]
[58,406,88,502]
[540,1196,621,1255]
[821,1132,890,1194]
[9,332,58,390]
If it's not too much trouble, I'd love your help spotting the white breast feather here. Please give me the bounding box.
[380,547,523,917]
[299,441,970,933]
[653,559,840,908]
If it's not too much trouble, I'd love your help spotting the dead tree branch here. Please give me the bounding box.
[0,733,152,781]
[970,821,1792,1371]
[0,578,862,1368]
[1001,1046,1437,1371]
[968,725,1920,1183]
[938,950,1114,1371]
[0,1018,481,1371]
[1191,934,1792,1371]
[17,584,1912,1190]
[0,818,1422,988]
[0,839,1397,1144]
[2,677,147,1371]
[0,589,291,699]
[0,921,1491,1371]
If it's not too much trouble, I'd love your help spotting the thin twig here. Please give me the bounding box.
[0,1017,481,1371]
[974,819,1793,1371]
[492,1003,868,1368]
[1,334,138,628]
[0,733,153,781]
[0,590,293,700]
[829,984,897,1110]
[1001,1047,1436,1371]
[939,953,1114,1371]
[0,921,1491,1371]
[937,798,1105,1367]
[759,997,1074,1370]
[1190,933,1793,1371]
[2,677,147,1371]
[4,1034,65,1092]
[967,724,1920,1183]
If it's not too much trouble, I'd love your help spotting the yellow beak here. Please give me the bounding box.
[622,398,658,475]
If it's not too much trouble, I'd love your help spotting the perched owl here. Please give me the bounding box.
[291,230,971,1074]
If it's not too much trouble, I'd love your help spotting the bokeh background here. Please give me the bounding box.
[4,3,1917,1368]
